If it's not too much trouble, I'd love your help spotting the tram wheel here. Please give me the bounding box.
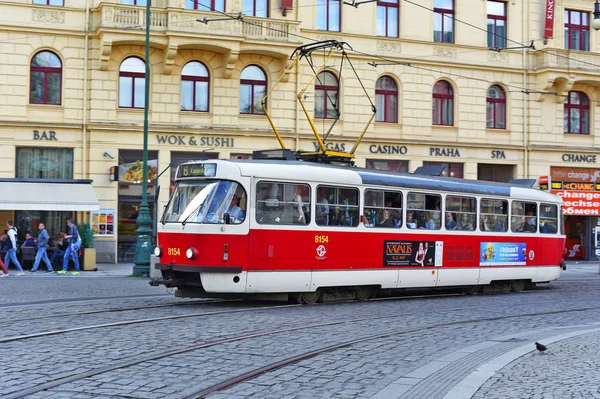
[465,285,482,295]
[510,280,527,293]
[355,287,373,301]
[300,289,322,305]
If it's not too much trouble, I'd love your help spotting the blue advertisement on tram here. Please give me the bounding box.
[480,242,527,266]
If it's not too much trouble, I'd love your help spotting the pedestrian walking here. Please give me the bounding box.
[58,218,81,275]
[28,222,54,273]
[4,220,24,276]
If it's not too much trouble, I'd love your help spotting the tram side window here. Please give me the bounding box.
[316,185,359,227]
[364,189,402,228]
[480,198,508,232]
[540,203,558,234]
[256,181,311,225]
[446,196,476,231]
[407,192,442,230]
[511,201,537,233]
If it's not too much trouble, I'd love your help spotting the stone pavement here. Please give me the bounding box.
[3,263,135,277]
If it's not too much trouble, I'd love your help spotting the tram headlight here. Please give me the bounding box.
[154,246,162,257]
[186,247,199,260]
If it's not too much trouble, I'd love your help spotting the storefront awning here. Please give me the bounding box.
[0,179,100,211]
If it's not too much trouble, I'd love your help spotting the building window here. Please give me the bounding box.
[423,161,463,178]
[242,0,268,17]
[16,147,73,179]
[30,51,62,105]
[564,91,589,134]
[377,0,399,37]
[565,10,589,51]
[486,85,506,129]
[366,159,408,172]
[434,0,454,43]
[315,71,339,119]
[317,0,341,31]
[432,80,453,126]
[240,65,267,114]
[375,76,398,123]
[119,57,146,109]
[32,0,64,5]
[181,61,209,112]
[487,1,507,48]
[185,0,225,11]
[477,164,515,182]
[121,0,147,5]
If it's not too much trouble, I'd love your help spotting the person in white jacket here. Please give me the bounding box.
[5,220,24,276]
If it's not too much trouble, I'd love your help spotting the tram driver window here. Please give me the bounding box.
[316,185,359,227]
[480,198,508,232]
[540,203,558,234]
[446,196,476,231]
[364,189,402,228]
[512,201,537,233]
[256,181,311,225]
[407,192,442,230]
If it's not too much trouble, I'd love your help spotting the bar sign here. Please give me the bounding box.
[544,0,555,38]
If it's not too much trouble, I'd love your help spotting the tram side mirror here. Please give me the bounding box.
[223,213,231,224]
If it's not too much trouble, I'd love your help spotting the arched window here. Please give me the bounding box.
[181,61,209,112]
[432,80,453,126]
[375,76,398,123]
[486,85,506,129]
[315,71,339,119]
[30,51,62,105]
[564,91,589,134]
[119,57,146,109]
[240,65,266,114]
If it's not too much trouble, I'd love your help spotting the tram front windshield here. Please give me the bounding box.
[163,180,246,224]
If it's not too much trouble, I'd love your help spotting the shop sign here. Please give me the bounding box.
[561,153,596,163]
[369,145,408,155]
[491,150,506,159]
[33,130,57,140]
[312,142,348,152]
[550,167,600,215]
[539,175,549,190]
[430,147,460,157]
[544,0,555,38]
[156,135,234,147]
[552,190,600,215]
[551,167,600,183]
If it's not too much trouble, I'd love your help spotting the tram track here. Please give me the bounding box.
[4,300,600,399]
[0,293,170,309]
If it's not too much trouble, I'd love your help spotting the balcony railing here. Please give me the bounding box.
[533,48,600,72]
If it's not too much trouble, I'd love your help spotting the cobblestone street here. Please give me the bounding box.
[0,262,598,399]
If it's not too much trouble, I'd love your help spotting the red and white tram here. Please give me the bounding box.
[153,155,565,302]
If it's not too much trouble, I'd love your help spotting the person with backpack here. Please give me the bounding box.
[5,220,24,276]
[28,222,54,273]
[58,218,81,275]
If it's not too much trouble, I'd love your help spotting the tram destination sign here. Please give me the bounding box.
[176,163,217,178]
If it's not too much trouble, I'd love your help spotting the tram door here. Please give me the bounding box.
[564,216,585,260]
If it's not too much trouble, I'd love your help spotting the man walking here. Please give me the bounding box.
[58,218,80,275]
[5,220,24,276]
[29,222,54,273]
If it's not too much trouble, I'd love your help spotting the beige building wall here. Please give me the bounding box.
[1,0,600,262]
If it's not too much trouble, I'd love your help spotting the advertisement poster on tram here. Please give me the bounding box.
[480,242,527,266]
[383,241,441,267]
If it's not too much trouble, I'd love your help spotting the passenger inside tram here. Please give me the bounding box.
[457,213,474,231]
[406,210,417,229]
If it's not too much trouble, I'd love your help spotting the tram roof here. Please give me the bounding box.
[188,159,561,202]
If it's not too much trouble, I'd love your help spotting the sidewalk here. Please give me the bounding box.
[3,263,137,277]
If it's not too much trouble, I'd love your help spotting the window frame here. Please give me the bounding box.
[186,0,226,11]
[364,189,403,228]
[564,91,590,134]
[511,201,538,234]
[240,65,267,115]
[540,203,558,234]
[377,0,399,38]
[432,80,454,126]
[30,50,62,105]
[180,61,210,112]
[486,85,506,129]
[256,181,311,226]
[242,0,268,17]
[32,0,64,5]
[487,1,507,49]
[433,0,454,43]
[479,198,508,232]
[315,71,340,120]
[121,0,147,5]
[119,56,146,109]
[445,195,476,231]
[315,185,360,227]
[375,75,399,123]
[317,0,341,32]
[564,9,590,51]
[406,192,442,230]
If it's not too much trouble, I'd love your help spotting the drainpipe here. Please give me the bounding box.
[522,0,529,179]
[83,0,90,179]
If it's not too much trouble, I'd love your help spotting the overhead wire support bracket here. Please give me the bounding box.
[197,12,243,25]
[342,0,377,7]
[521,89,558,96]
[489,40,535,53]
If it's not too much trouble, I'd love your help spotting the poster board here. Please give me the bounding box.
[91,209,115,236]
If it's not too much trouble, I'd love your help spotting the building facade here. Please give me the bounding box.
[1,0,600,262]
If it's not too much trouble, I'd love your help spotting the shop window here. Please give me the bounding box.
[256,181,311,225]
[315,71,339,119]
[15,210,72,249]
[375,76,398,123]
[366,159,408,173]
[121,0,147,5]
[242,0,268,17]
[32,0,64,5]
[565,10,589,51]
[564,91,589,134]
[407,192,442,230]
[315,185,359,227]
[186,0,225,11]
[511,201,537,233]
[181,61,209,112]
[432,80,453,126]
[480,198,508,232]
[434,0,454,43]
[486,85,506,129]
[477,164,514,182]
[30,51,62,105]
[16,147,73,179]
[423,161,463,178]
[446,196,476,231]
[317,0,341,31]
[487,1,507,49]
[364,189,402,228]
[240,65,267,115]
[119,57,146,109]
[540,203,558,234]
[377,0,399,38]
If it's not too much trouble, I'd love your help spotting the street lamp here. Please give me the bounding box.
[592,0,600,30]
[133,0,152,276]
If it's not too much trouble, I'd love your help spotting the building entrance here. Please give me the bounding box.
[564,215,586,260]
